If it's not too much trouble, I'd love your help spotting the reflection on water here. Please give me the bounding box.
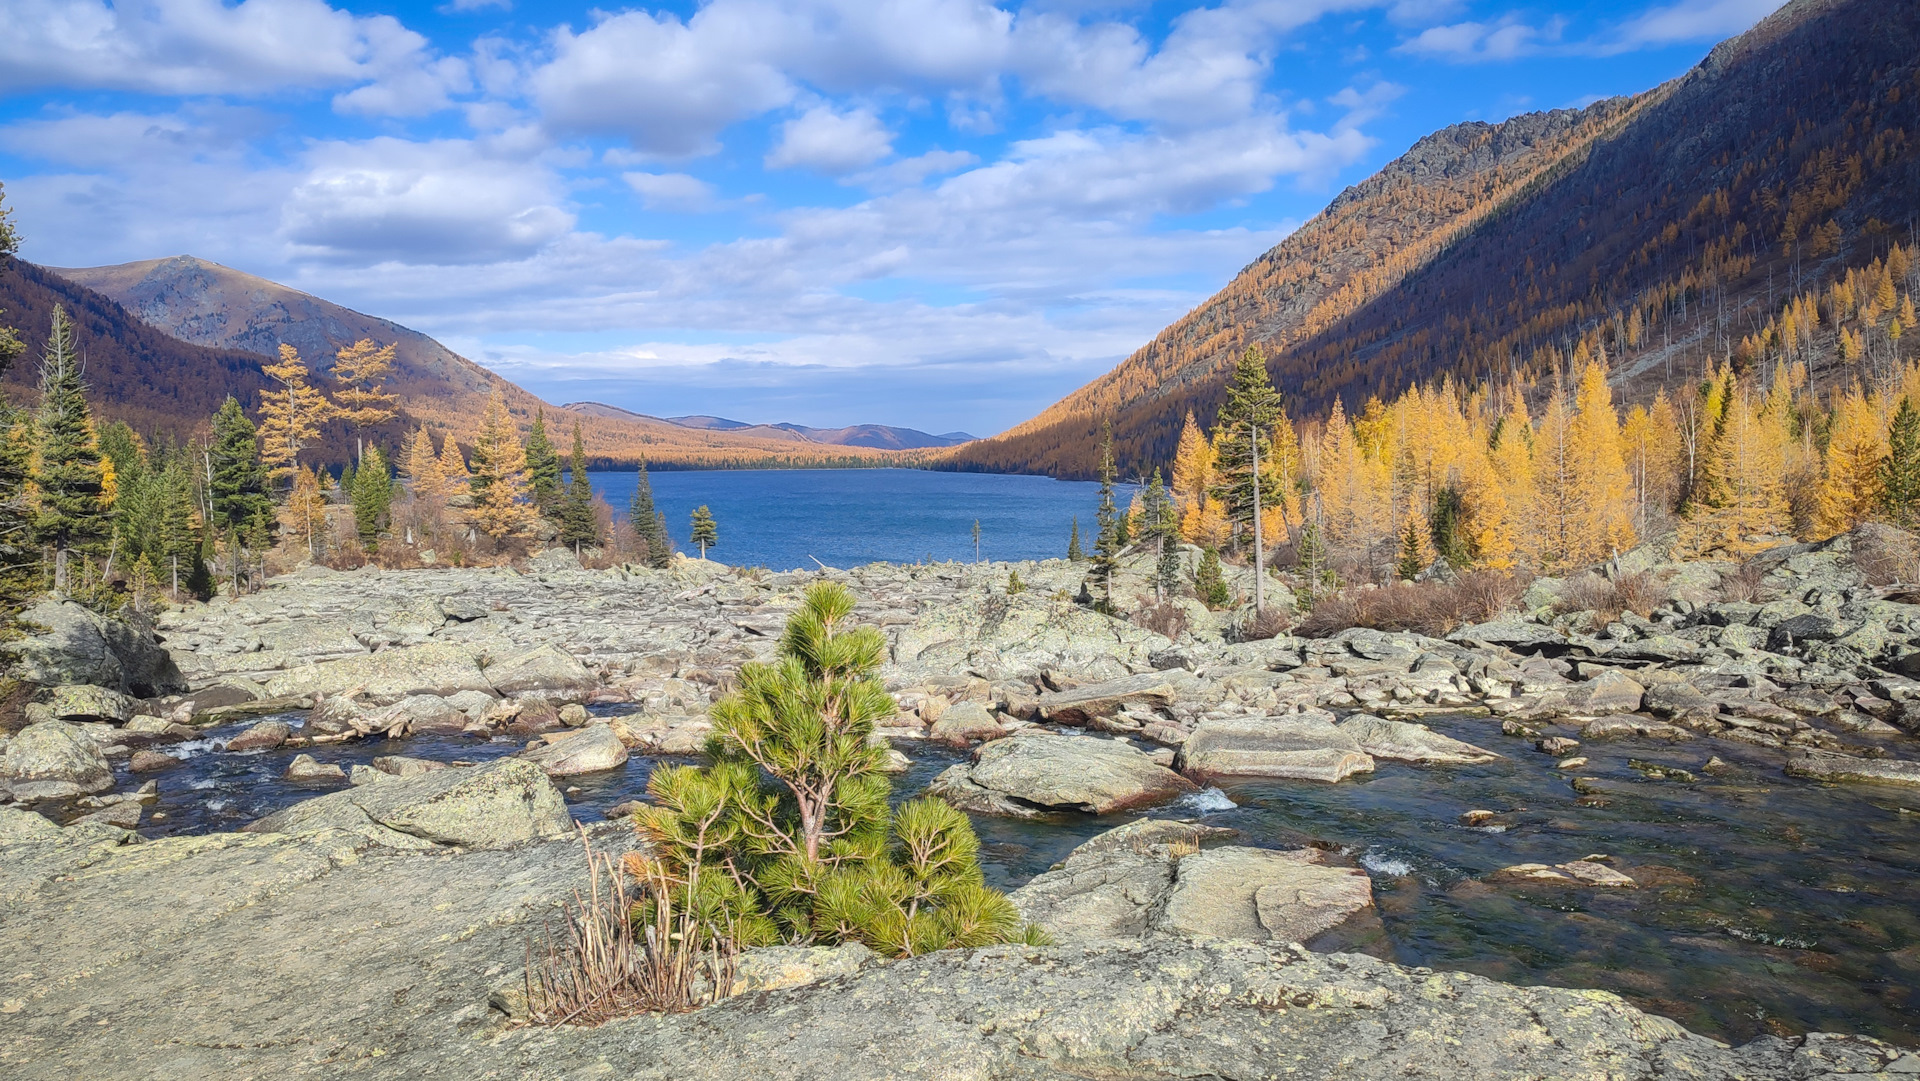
[96,709,1920,1047]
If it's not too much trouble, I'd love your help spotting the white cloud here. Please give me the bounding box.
[1328,81,1405,131]
[1605,0,1784,52]
[1394,16,1562,61]
[766,106,894,174]
[280,138,574,264]
[0,0,439,95]
[848,149,980,190]
[623,172,722,212]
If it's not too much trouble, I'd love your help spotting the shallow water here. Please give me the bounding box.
[100,709,1920,1047]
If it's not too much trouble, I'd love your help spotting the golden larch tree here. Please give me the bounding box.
[467,391,538,541]
[257,344,335,484]
[332,338,399,464]
[1813,386,1887,538]
[1680,378,1791,558]
[1567,360,1637,564]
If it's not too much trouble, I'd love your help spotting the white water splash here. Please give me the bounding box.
[1177,787,1236,813]
[1360,849,1414,877]
[164,738,225,761]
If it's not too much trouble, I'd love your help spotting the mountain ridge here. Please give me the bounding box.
[563,401,974,450]
[939,0,1919,479]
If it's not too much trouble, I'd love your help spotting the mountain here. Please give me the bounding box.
[0,258,278,445]
[566,402,974,450]
[36,256,899,469]
[941,0,1920,479]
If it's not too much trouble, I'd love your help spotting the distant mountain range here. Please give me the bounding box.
[565,402,973,450]
[940,0,1920,479]
[15,255,909,468]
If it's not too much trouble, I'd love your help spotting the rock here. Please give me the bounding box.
[926,730,1196,817]
[1034,672,1179,725]
[484,643,598,701]
[1336,715,1501,764]
[246,758,572,848]
[557,702,591,727]
[526,547,584,574]
[2,599,184,697]
[304,694,374,736]
[723,943,878,997]
[929,700,1003,744]
[520,724,629,777]
[48,684,135,724]
[74,801,143,829]
[1009,819,1238,942]
[1176,717,1376,783]
[0,805,66,843]
[1768,613,1839,653]
[226,720,292,752]
[128,749,179,773]
[1156,845,1375,944]
[1493,856,1638,888]
[1460,809,1497,826]
[1447,620,1568,651]
[1580,717,1640,740]
[1556,756,1589,770]
[1565,670,1645,715]
[283,754,347,783]
[443,689,500,718]
[1,720,115,801]
[382,694,470,733]
[371,755,451,779]
[264,643,491,705]
[1644,684,1720,724]
[1785,750,1920,788]
[1537,736,1580,755]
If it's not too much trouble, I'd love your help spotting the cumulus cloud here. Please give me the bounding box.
[765,106,894,174]
[623,172,722,212]
[0,0,441,95]
[1394,16,1563,61]
[1604,0,1784,52]
[280,138,574,264]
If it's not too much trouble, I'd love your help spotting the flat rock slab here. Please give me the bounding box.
[1177,716,1376,782]
[0,811,1902,1080]
[520,724,630,776]
[1010,819,1235,941]
[485,643,599,700]
[926,730,1196,817]
[1,719,114,801]
[263,642,491,704]
[1493,858,1639,888]
[1337,714,1501,764]
[1156,846,1375,944]
[246,758,573,848]
[1034,672,1180,724]
[1786,750,1920,788]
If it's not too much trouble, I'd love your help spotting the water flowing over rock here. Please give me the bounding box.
[245,758,572,848]
[926,730,1196,817]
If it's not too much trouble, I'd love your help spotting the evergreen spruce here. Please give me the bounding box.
[1881,396,1920,528]
[523,409,562,513]
[690,505,718,559]
[1397,517,1425,580]
[1194,547,1230,609]
[1090,423,1121,610]
[208,396,272,536]
[1209,346,1284,610]
[1294,513,1333,599]
[351,444,394,547]
[1428,486,1470,568]
[31,307,112,594]
[0,400,36,611]
[1067,516,1084,560]
[0,185,22,374]
[630,462,672,567]
[558,421,600,549]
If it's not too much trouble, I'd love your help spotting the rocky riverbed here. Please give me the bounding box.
[5,533,1920,1073]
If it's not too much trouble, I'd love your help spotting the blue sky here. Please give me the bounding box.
[0,0,1785,435]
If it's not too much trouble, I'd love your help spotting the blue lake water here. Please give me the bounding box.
[577,467,1130,570]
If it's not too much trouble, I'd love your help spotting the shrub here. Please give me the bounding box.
[1851,522,1920,586]
[1234,605,1292,641]
[630,582,1039,958]
[1006,569,1026,595]
[1295,572,1525,638]
[1717,561,1769,604]
[1134,601,1189,640]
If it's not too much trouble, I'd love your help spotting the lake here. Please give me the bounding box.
[576,468,1129,570]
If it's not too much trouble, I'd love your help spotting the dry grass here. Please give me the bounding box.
[1295,571,1524,639]
[1716,562,1769,604]
[1134,602,1191,640]
[1234,605,1293,642]
[1554,570,1662,625]
[1851,523,1920,586]
[522,834,736,1026]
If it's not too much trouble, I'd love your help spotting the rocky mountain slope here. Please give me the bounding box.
[944,0,1920,478]
[565,400,973,450]
[33,256,896,468]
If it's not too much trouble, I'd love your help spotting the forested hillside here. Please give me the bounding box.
[943,0,1920,479]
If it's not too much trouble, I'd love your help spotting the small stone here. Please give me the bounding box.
[1460,809,1497,826]
[1556,756,1589,770]
[283,754,347,783]
[1537,736,1580,755]
[227,720,292,752]
[129,749,179,773]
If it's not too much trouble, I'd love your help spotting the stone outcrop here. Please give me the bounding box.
[519,724,630,776]
[1176,716,1376,782]
[927,730,1196,817]
[4,600,183,697]
[263,642,492,704]
[1,720,116,801]
[483,643,598,701]
[246,758,572,848]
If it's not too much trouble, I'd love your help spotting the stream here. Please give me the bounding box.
[94,707,1920,1048]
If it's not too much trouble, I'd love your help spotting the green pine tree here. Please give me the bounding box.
[1397,517,1425,581]
[1881,396,1920,528]
[208,396,273,535]
[1139,468,1182,602]
[690,504,718,560]
[1006,568,1026,595]
[0,400,36,615]
[1194,547,1230,609]
[1294,514,1334,600]
[632,583,1035,957]
[523,408,562,513]
[630,461,672,568]
[31,306,112,594]
[558,421,600,549]
[1090,423,1121,611]
[1067,516,1084,560]
[1428,485,1470,568]
[1209,346,1284,544]
[0,185,24,376]
[351,444,394,547]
